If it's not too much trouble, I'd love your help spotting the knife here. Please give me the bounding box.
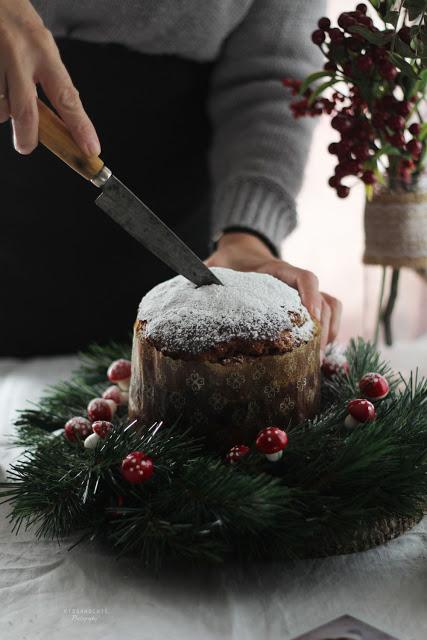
[36,99,223,288]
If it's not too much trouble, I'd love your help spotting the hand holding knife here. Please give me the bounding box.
[36,98,223,288]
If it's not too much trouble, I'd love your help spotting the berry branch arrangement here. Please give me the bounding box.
[0,338,426,570]
[283,1,427,198]
[283,1,427,347]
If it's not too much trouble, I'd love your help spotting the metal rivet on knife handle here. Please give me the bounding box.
[37,98,108,183]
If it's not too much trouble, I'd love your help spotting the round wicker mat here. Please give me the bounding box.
[307,512,424,558]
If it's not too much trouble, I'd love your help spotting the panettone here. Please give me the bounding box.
[129,267,321,451]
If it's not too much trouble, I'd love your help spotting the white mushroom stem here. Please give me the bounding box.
[84,432,101,449]
[344,414,360,430]
[118,379,130,392]
[265,451,283,462]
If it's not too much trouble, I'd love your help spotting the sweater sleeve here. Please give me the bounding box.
[208,0,326,254]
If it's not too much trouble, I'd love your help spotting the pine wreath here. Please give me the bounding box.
[0,338,426,570]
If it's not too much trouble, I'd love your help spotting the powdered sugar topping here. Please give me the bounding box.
[138,267,314,354]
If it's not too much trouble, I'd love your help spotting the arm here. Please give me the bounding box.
[208,0,326,254]
[206,0,342,348]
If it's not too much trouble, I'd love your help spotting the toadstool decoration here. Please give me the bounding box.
[359,372,390,400]
[84,420,113,449]
[344,398,376,430]
[121,451,154,484]
[87,397,116,422]
[256,427,288,462]
[64,416,92,442]
[102,385,129,406]
[107,359,132,392]
[226,444,250,464]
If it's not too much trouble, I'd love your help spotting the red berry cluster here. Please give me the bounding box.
[283,4,425,198]
[283,79,335,118]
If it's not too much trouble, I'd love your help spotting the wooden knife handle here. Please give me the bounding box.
[37,98,105,183]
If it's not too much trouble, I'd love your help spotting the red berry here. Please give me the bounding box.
[87,397,115,422]
[328,175,341,188]
[356,3,367,13]
[402,158,415,169]
[338,13,356,30]
[389,132,406,148]
[328,142,339,155]
[340,159,361,175]
[388,115,406,131]
[64,417,92,442]
[338,139,353,154]
[371,112,386,129]
[358,15,373,27]
[379,61,398,82]
[362,170,376,185]
[121,451,154,484]
[380,95,398,110]
[337,185,350,198]
[311,29,325,45]
[329,28,345,44]
[352,144,371,161]
[92,420,113,438]
[356,55,373,72]
[407,139,422,157]
[398,26,411,45]
[409,122,421,136]
[331,114,353,133]
[318,17,331,30]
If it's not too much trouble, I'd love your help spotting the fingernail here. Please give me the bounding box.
[86,139,101,156]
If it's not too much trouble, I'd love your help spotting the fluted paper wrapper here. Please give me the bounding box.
[129,323,321,452]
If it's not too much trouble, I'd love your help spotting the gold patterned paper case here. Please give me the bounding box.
[129,268,321,452]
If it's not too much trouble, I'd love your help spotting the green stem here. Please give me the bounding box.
[374,266,387,347]
[381,268,400,347]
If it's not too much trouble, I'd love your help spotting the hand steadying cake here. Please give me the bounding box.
[0,0,340,356]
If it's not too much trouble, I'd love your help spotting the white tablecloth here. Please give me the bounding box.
[0,355,426,640]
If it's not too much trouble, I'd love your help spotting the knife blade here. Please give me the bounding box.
[36,98,222,288]
[95,174,222,287]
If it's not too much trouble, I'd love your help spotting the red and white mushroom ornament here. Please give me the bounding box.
[322,344,349,378]
[121,451,154,484]
[256,427,288,462]
[107,359,132,392]
[226,444,250,464]
[359,372,390,400]
[64,416,92,442]
[87,397,116,422]
[344,399,376,430]
[102,385,129,406]
[84,420,113,449]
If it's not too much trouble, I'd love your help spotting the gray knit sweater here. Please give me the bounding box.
[32,0,324,253]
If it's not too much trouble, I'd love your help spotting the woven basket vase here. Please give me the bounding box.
[364,175,427,271]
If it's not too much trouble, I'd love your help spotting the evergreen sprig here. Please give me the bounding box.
[1,338,426,570]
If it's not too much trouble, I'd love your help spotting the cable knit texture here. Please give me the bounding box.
[32,0,324,252]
